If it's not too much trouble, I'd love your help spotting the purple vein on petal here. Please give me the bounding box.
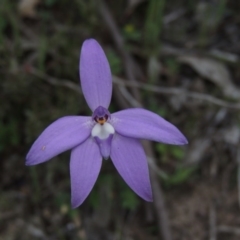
[80,39,112,111]
[26,116,92,165]
[111,108,188,145]
[70,137,102,208]
[110,134,153,201]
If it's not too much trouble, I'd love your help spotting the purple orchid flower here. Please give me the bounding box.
[26,39,188,208]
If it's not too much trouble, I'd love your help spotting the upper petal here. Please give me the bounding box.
[110,134,152,201]
[80,39,112,111]
[26,116,92,165]
[111,108,188,145]
[70,137,102,208]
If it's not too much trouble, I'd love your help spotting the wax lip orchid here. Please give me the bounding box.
[26,39,188,208]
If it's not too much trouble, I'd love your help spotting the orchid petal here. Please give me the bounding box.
[70,137,102,208]
[111,108,188,145]
[80,39,112,111]
[110,134,152,201]
[26,116,92,165]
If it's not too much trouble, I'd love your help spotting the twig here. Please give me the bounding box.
[209,204,217,240]
[98,1,173,240]
[218,225,240,235]
[118,86,141,107]
[237,148,240,208]
[27,68,80,93]
[98,0,142,101]
[160,44,239,64]
[28,68,240,110]
[113,76,240,110]
[0,210,21,221]
[113,85,130,110]
[163,8,187,25]
[147,156,168,180]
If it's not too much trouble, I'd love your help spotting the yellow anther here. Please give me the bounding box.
[97,119,106,125]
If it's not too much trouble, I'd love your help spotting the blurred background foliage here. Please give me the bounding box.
[1,0,240,239]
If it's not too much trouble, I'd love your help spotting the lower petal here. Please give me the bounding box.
[70,137,102,208]
[110,134,153,201]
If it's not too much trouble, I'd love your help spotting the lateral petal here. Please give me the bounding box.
[70,137,102,208]
[26,116,92,165]
[111,108,188,145]
[110,134,152,201]
[80,39,112,111]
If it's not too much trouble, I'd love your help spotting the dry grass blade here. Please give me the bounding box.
[178,56,240,100]
[218,225,240,235]
[18,0,41,18]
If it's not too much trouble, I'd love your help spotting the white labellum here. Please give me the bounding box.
[91,122,115,140]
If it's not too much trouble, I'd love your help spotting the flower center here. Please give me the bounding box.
[91,106,115,159]
[91,122,115,139]
[91,106,115,139]
[94,115,108,125]
[92,106,111,123]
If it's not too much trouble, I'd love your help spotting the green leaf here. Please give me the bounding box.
[123,24,141,42]
[0,119,20,149]
[45,0,57,7]
[121,187,139,210]
[106,49,122,75]
[171,146,185,160]
[165,167,196,186]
